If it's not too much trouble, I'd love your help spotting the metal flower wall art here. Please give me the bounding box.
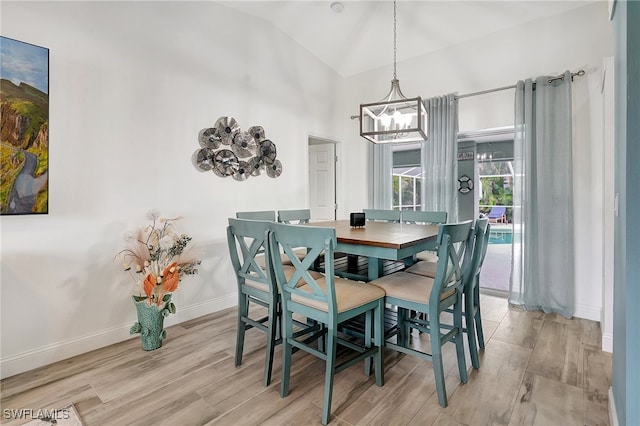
[192,117,282,180]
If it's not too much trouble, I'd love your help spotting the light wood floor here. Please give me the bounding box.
[0,294,611,425]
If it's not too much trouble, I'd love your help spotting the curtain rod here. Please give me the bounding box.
[455,69,585,100]
[349,69,585,119]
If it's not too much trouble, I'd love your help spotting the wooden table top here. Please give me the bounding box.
[307,220,439,250]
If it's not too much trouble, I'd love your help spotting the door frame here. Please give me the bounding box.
[308,135,340,221]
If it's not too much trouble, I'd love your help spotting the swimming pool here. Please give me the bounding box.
[488,227,512,244]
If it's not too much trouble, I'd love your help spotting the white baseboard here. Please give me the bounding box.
[602,332,613,353]
[0,294,237,380]
[574,303,601,322]
[609,387,619,426]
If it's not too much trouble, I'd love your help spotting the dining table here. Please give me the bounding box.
[306,219,439,281]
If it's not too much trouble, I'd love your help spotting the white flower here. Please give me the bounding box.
[146,209,160,221]
[117,211,201,303]
[159,235,175,250]
[123,230,136,242]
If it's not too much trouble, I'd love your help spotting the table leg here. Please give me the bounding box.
[367,257,383,281]
[403,255,417,267]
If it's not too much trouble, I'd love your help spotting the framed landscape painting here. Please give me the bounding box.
[0,36,49,215]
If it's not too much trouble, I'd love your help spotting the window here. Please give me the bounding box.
[392,167,422,211]
[392,145,421,211]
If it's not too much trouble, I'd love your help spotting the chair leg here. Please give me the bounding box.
[474,283,486,350]
[275,301,282,341]
[364,310,372,376]
[374,299,384,387]
[318,328,325,353]
[403,309,413,346]
[364,303,385,383]
[475,308,485,350]
[430,322,448,408]
[398,308,411,347]
[263,296,279,386]
[280,310,294,398]
[321,331,337,425]
[454,297,468,384]
[466,293,480,369]
[235,293,248,367]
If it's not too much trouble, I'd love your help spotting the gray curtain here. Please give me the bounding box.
[371,143,393,209]
[421,94,458,221]
[510,71,575,318]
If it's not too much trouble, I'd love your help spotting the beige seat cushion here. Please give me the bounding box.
[281,247,309,265]
[416,251,438,263]
[256,247,309,268]
[245,265,323,293]
[405,260,438,278]
[370,271,454,305]
[292,277,385,314]
[255,252,289,268]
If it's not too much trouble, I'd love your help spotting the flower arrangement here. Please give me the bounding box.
[117,209,201,307]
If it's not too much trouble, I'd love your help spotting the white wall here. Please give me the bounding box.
[0,1,342,378]
[0,1,614,379]
[339,2,613,321]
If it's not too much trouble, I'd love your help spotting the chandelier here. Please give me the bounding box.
[359,0,427,144]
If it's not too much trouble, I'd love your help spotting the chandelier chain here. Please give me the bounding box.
[393,0,397,80]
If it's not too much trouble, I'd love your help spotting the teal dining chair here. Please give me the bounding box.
[236,210,276,221]
[369,220,474,407]
[227,218,279,386]
[362,208,401,223]
[463,218,490,367]
[277,209,312,264]
[226,218,321,386]
[405,218,490,369]
[401,210,447,225]
[403,210,449,275]
[268,222,386,425]
[360,209,401,276]
[401,210,447,262]
[277,209,311,224]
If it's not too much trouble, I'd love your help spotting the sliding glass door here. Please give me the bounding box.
[389,136,515,295]
[477,139,513,294]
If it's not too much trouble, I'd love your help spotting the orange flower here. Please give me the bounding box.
[143,273,156,299]
[162,262,180,293]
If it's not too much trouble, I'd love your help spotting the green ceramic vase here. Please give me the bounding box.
[130,295,175,351]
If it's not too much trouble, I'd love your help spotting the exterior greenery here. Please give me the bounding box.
[391,159,514,219]
[479,160,513,222]
[392,174,421,210]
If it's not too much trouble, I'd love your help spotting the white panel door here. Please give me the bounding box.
[309,143,336,221]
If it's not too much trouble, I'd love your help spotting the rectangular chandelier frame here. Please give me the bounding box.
[360,97,427,144]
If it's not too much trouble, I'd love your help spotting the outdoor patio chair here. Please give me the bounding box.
[487,206,507,223]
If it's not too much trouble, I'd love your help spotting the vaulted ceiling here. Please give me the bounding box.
[221,0,599,78]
